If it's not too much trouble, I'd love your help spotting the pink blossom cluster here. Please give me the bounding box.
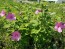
[0,10,6,17]
[0,10,21,41]
[0,10,16,20]
[11,31,21,41]
[54,22,65,33]
[35,9,42,14]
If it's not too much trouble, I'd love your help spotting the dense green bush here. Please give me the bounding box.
[0,0,65,49]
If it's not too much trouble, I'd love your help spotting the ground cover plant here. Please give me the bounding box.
[0,0,65,49]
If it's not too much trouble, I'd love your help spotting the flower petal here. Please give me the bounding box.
[58,27,62,33]
[6,13,16,20]
[54,26,58,30]
[11,31,21,41]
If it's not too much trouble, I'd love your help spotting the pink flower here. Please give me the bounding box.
[54,22,65,33]
[11,31,21,41]
[0,10,6,17]
[6,13,16,20]
[35,9,42,14]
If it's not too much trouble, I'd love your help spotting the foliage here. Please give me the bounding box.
[0,0,65,49]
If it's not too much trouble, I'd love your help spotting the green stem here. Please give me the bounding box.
[61,32,64,49]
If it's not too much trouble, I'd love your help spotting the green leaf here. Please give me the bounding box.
[31,28,41,34]
[30,20,39,26]
[3,24,10,28]
[57,17,61,21]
